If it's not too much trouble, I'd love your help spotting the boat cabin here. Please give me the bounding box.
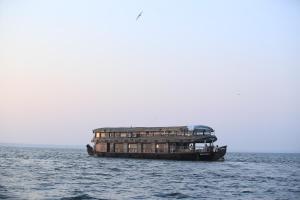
[91,126,217,154]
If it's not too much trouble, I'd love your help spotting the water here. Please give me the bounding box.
[0,145,299,200]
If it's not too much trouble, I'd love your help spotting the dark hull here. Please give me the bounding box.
[90,146,227,161]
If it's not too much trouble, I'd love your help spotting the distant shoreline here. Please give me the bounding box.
[0,143,85,149]
[0,143,299,154]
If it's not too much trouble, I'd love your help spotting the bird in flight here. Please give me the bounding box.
[136,10,143,21]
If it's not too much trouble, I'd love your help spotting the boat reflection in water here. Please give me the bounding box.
[87,125,226,161]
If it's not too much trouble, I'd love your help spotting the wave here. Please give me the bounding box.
[154,192,190,199]
[60,194,108,200]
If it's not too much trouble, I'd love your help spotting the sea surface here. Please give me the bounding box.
[0,145,299,200]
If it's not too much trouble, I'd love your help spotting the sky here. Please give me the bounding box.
[0,0,299,153]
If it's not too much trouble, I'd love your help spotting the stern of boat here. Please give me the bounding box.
[213,145,227,161]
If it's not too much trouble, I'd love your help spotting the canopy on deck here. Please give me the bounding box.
[93,126,187,133]
[93,125,214,133]
[192,125,214,133]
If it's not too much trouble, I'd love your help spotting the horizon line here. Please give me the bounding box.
[0,142,299,154]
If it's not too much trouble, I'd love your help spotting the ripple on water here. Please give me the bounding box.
[60,194,107,200]
[154,192,191,199]
[0,146,299,200]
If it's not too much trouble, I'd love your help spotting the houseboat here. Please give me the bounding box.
[86,125,227,161]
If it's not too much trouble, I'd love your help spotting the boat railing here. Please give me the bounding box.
[195,145,219,153]
[93,133,204,140]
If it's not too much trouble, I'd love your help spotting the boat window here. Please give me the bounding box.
[156,143,167,153]
[96,133,100,138]
[128,144,138,153]
[101,133,106,138]
[142,143,153,153]
[121,133,127,137]
[170,143,176,153]
[115,143,124,152]
[95,143,107,152]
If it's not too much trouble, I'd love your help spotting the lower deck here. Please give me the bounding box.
[93,147,226,161]
[94,142,203,154]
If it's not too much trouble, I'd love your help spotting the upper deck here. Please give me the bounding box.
[92,125,217,143]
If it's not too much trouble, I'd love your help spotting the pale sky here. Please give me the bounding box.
[0,0,299,153]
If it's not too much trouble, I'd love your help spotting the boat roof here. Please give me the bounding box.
[93,126,187,133]
[93,125,214,133]
[192,125,214,132]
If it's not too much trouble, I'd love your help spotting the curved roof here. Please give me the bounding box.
[93,125,214,133]
[193,125,214,132]
[93,126,188,133]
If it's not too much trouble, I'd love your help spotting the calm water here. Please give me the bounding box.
[0,145,299,200]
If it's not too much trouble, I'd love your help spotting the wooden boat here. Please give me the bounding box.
[86,125,226,161]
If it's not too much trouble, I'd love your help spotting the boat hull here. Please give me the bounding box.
[90,146,227,161]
